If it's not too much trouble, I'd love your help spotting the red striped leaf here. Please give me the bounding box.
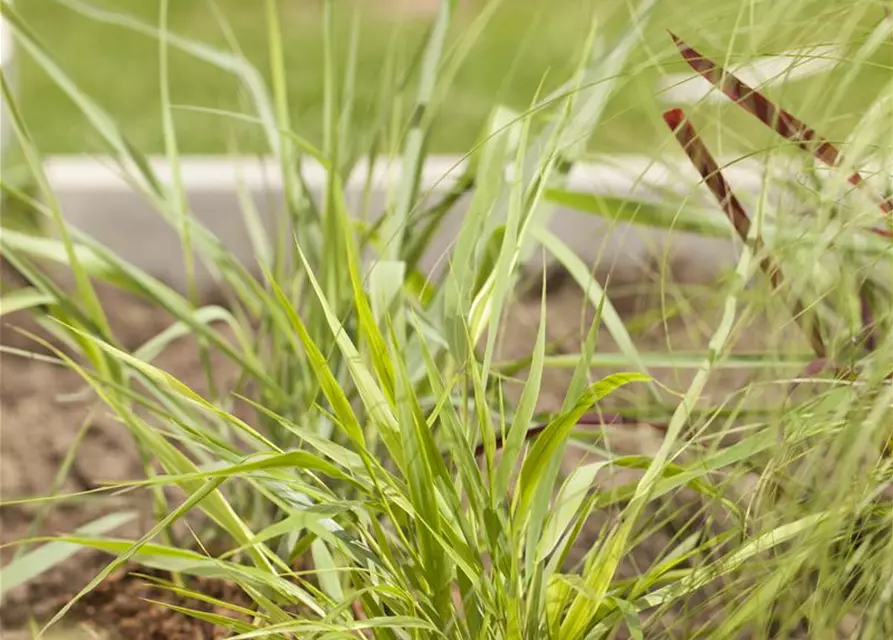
[669,31,893,230]
[663,108,827,358]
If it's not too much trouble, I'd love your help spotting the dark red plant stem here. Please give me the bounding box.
[860,284,877,353]
[663,108,827,359]
[668,31,851,177]
[668,31,893,228]
[786,357,832,397]
[803,358,832,378]
[577,412,669,432]
[351,600,373,638]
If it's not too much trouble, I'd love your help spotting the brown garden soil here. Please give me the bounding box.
[2,562,256,640]
[0,264,250,638]
[0,258,809,638]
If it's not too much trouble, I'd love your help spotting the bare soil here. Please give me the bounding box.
[0,263,253,637]
[0,259,801,637]
[2,562,255,640]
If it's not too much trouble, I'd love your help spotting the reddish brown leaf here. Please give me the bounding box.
[860,294,876,352]
[663,108,756,252]
[668,31,893,229]
[663,108,827,358]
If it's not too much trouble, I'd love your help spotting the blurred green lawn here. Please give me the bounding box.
[10,0,891,156]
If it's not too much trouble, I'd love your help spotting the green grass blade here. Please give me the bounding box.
[263,269,366,449]
[533,225,662,404]
[495,277,547,496]
[380,0,454,259]
[292,246,403,464]
[38,477,227,635]
[0,68,113,350]
[561,227,758,639]
[545,189,733,238]
[0,287,53,315]
[0,512,137,596]
[516,372,649,519]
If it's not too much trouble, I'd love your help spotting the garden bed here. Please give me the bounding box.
[1,261,799,637]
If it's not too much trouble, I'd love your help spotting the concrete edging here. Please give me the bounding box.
[2,7,847,294]
[38,154,751,292]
